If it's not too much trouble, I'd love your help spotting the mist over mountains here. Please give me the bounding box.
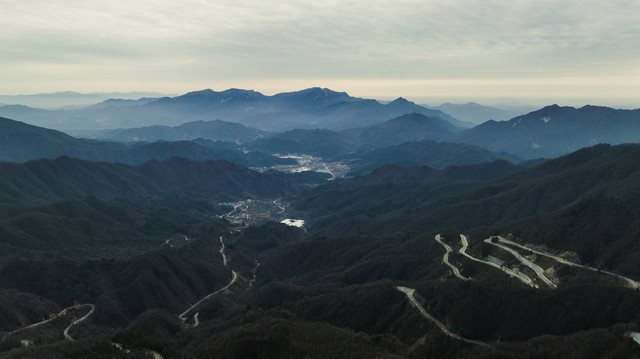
[429,102,534,124]
[0,91,171,109]
[0,87,468,132]
[78,119,269,143]
[0,116,293,167]
[4,87,638,161]
[0,112,504,169]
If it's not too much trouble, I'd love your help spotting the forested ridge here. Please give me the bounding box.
[2,144,640,358]
[0,156,305,203]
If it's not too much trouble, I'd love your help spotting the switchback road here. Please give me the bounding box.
[2,303,95,342]
[63,304,95,341]
[484,237,557,289]
[496,236,640,290]
[179,236,237,327]
[458,234,537,288]
[434,234,470,281]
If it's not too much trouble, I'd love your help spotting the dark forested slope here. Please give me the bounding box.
[4,138,640,359]
[296,144,640,236]
[0,156,303,203]
[345,139,520,174]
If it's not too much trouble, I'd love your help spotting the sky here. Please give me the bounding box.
[1,0,639,107]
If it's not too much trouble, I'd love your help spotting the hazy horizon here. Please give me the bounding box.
[0,85,636,111]
[2,0,639,109]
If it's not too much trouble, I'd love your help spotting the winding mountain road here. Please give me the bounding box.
[112,342,164,359]
[495,236,640,289]
[395,286,488,347]
[179,270,238,327]
[147,350,164,359]
[2,303,95,342]
[484,237,557,289]
[434,234,470,281]
[219,236,228,266]
[179,236,237,327]
[458,234,537,288]
[2,312,61,341]
[250,259,260,287]
[63,304,96,341]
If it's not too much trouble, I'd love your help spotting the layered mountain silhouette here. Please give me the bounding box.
[80,119,269,143]
[342,112,460,151]
[0,116,125,162]
[240,96,471,131]
[250,113,463,158]
[0,88,465,132]
[0,116,290,166]
[2,114,513,173]
[454,104,640,159]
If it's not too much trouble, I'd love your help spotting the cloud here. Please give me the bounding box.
[1,0,639,98]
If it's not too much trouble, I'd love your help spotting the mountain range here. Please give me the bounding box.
[454,104,640,159]
[250,113,462,158]
[0,88,470,132]
[0,116,293,167]
[0,114,506,171]
[46,94,640,161]
[7,100,640,172]
[4,88,640,359]
[76,119,269,143]
[238,96,472,131]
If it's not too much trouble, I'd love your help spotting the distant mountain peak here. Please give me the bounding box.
[180,88,263,97]
[173,88,267,106]
[278,87,353,100]
[295,87,345,94]
[391,113,431,122]
[186,89,215,95]
[455,104,640,159]
[221,88,262,95]
[539,104,567,111]
[302,87,332,93]
[388,97,412,105]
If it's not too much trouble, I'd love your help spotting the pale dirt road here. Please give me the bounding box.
[62,304,96,341]
[458,234,537,288]
[395,286,488,347]
[484,237,557,289]
[2,303,96,342]
[179,236,237,327]
[496,236,640,289]
[434,234,470,281]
